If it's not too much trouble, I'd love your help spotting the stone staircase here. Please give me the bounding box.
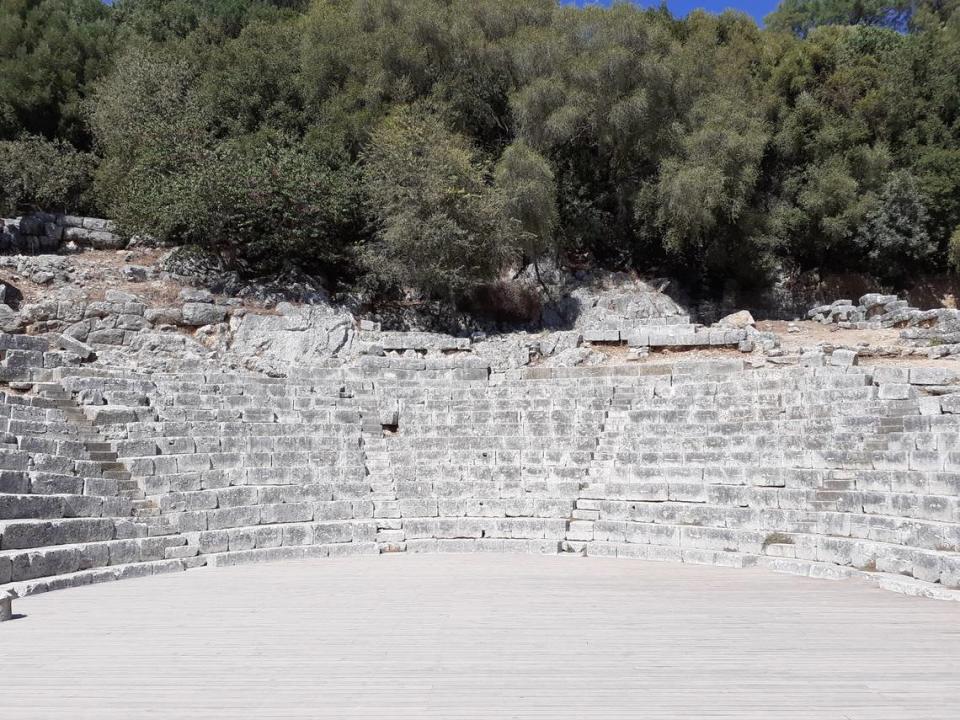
[357,386,406,554]
[562,385,618,554]
[29,380,158,519]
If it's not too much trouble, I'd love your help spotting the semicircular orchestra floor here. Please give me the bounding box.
[3,554,960,719]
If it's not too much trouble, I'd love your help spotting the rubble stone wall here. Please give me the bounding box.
[0,213,125,254]
[3,354,960,603]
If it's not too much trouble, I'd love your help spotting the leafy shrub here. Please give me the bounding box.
[362,106,516,298]
[494,141,559,262]
[948,227,960,271]
[0,0,117,146]
[195,135,360,270]
[856,171,935,280]
[90,45,359,272]
[88,44,210,239]
[104,132,359,272]
[0,135,96,216]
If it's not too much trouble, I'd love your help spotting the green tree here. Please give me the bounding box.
[0,134,96,215]
[655,94,768,255]
[110,0,306,43]
[949,226,960,270]
[90,43,356,271]
[196,17,305,137]
[0,0,117,146]
[362,106,514,298]
[509,4,676,258]
[299,0,537,156]
[88,43,209,240]
[494,140,558,263]
[856,170,934,279]
[766,0,913,36]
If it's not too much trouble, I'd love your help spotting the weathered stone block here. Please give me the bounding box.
[181,302,227,327]
[830,349,859,367]
[313,522,353,544]
[910,367,958,385]
[877,383,915,400]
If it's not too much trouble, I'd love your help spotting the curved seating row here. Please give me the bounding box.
[1,359,959,604]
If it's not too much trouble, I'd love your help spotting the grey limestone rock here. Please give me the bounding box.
[546,346,606,367]
[87,328,126,345]
[0,304,21,333]
[909,367,957,385]
[718,310,755,329]
[830,348,859,367]
[182,302,227,327]
[179,288,214,304]
[144,307,182,326]
[105,290,139,304]
[51,333,95,360]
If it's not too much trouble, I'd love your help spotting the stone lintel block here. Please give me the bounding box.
[582,328,621,343]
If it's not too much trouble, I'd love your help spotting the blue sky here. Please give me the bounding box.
[566,0,778,24]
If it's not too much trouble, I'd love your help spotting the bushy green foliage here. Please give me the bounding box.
[949,227,960,270]
[362,106,514,297]
[1,0,960,300]
[185,135,359,271]
[89,43,356,272]
[655,94,768,254]
[0,134,96,215]
[494,141,558,262]
[0,0,116,146]
[856,171,935,278]
[765,0,912,36]
[87,44,209,240]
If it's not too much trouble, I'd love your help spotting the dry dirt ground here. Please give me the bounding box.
[755,319,903,351]
[597,320,959,369]
[7,248,180,306]
[4,248,279,316]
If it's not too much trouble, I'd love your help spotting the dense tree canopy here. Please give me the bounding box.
[1,0,959,302]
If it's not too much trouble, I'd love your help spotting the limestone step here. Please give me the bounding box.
[97,462,128,473]
[130,494,158,512]
[203,542,378,568]
[87,451,119,463]
[187,520,379,555]
[2,556,198,599]
[0,493,130,520]
[0,535,187,584]
[0,517,119,550]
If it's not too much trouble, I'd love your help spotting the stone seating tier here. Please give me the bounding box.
[3,359,960,606]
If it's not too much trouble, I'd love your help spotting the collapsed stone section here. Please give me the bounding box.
[2,357,960,606]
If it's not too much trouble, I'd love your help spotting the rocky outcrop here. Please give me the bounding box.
[808,294,935,329]
[809,294,960,359]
